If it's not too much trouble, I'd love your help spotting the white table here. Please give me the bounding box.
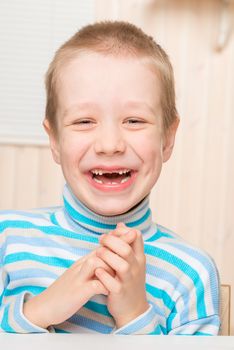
[0,334,234,350]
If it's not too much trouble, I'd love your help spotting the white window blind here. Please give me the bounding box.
[0,0,95,145]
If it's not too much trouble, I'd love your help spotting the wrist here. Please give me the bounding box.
[23,294,51,329]
[115,302,150,329]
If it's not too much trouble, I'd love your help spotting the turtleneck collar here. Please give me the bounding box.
[62,183,157,240]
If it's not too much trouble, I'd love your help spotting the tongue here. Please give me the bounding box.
[95,173,129,184]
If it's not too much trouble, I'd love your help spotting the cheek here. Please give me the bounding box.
[130,131,163,161]
[59,133,90,167]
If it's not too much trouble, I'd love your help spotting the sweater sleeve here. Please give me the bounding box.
[0,237,53,333]
[0,265,53,334]
[112,307,220,335]
[0,291,51,333]
[168,314,220,335]
[113,253,220,335]
[112,304,165,335]
[165,251,221,336]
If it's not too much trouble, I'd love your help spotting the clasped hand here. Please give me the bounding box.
[96,223,149,328]
[23,223,149,329]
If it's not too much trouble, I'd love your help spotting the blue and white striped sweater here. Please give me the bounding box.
[0,184,220,334]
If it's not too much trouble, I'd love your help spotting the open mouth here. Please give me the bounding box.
[90,168,132,185]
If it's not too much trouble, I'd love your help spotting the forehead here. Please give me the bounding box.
[56,52,162,114]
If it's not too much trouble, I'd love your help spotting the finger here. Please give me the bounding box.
[112,223,137,244]
[109,222,129,237]
[79,256,115,280]
[86,279,109,296]
[116,222,129,232]
[119,230,137,244]
[101,231,136,245]
[96,246,134,281]
[99,234,135,263]
[113,222,130,236]
[95,268,121,294]
[117,222,126,228]
[71,250,96,270]
[111,225,145,262]
[131,229,145,260]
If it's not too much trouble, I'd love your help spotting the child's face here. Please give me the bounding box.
[45,52,178,216]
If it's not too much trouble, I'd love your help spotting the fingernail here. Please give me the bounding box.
[99,234,106,241]
[117,222,125,227]
[96,247,103,254]
[127,230,136,236]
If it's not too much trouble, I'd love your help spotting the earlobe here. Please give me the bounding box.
[162,117,180,162]
[43,119,61,165]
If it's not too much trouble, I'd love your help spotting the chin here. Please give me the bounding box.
[93,207,127,217]
[84,193,147,216]
[89,201,131,216]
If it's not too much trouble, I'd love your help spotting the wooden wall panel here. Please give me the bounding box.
[0,146,16,209]
[36,147,64,208]
[0,146,64,210]
[0,0,233,334]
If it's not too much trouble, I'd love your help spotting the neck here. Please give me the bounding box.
[62,183,157,239]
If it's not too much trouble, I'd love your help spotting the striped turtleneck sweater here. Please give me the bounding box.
[0,184,220,335]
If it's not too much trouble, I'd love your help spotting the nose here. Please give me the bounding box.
[94,123,126,156]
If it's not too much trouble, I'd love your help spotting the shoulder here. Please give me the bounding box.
[0,206,62,233]
[145,223,219,290]
[0,206,63,262]
[0,206,67,266]
[145,224,220,318]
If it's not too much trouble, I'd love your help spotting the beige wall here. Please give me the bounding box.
[0,0,233,334]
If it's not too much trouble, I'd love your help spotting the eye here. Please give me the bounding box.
[75,119,93,124]
[72,119,96,129]
[127,118,145,123]
[124,118,146,127]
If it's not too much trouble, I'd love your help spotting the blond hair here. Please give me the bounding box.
[45,21,178,133]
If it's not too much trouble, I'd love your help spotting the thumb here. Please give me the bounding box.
[117,222,127,228]
[88,279,109,296]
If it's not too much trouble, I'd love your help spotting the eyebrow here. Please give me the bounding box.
[63,103,100,117]
[123,101,157,115]
[63,100,157,118]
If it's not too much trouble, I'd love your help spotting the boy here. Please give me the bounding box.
[0,21,220,334]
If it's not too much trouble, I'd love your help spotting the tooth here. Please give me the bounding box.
[94,177,103,184]
[92,169,131,175]
[111,182,118,185]
[121,177,129,183]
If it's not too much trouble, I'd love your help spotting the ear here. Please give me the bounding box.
[43,119,61,165]
[162,117,180,162]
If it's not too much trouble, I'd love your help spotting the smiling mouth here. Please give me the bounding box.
[90,169,132,185]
